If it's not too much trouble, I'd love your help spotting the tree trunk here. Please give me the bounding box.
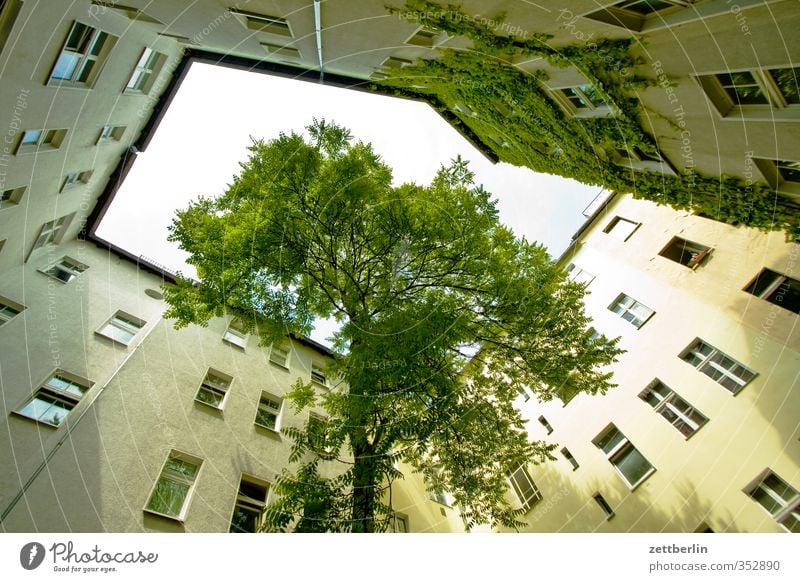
[351,437,378,533]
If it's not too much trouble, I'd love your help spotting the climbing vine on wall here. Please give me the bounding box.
[376,0,799,238]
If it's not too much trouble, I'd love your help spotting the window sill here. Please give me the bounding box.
[254,423,282,438]
[94,330,133,347]
[222,338,246,350]
[269,361,289,371]
[142,508,185,523]
[194,398,225,413]
[625,468,656,492]
[10,411,61,428]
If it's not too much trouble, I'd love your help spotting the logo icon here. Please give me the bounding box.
[19,542,46,570]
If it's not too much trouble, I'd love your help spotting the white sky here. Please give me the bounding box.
[96,62,601,345]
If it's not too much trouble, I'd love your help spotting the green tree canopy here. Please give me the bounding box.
[164,118,622,532]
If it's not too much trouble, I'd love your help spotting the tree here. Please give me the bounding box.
[163,118,622,532]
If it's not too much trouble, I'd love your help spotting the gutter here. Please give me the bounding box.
[314,0,324,81]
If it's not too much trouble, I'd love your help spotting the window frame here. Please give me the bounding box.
[143,450,203,522]
[60,170,92,193]
[603,216,640,241]
[507,464,543,512]
[744,469,800,533]
[593,424,655,490]
[229,474,269,533]
[561,447,580,470]
[743,268,800,315]
[124,47,165,94]
[391,512,410,533]
[609,293,655,329]
[229,8,293,36]
[95,310,145,346]
[222,321,247,349]
[254,391,283,432]
[0,185,25,209]
[696,66,800,121]
[658,236,713,269]
[310,362,328,387]
[14,370,93,427]
[194,368,233,410]
[0,295,25,326]
[15,128,67,155]
[96,125,126,144]
[269,345,289,368]
[593,492,615,519]
[680,338,757,394]
[566,263,595,286]
[39,256,89,284]
[47,21,116,88]
[638,379,708,438]
[549,83,615,118]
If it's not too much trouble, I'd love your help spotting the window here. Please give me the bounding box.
[405,27,440,47]
[681,339,756,394]
[698,67,800,120]
[551,84,613,118]
[309,412,334,454]
[584,1,697,32]
[15,129,67,154]
[261,42,301,60]
[753,158,800,196]
[391,512,409,533]
[125,48,165,93]
[659,236,712,269]
[40,256,88,283]
[537,415,554,435]
[430,489,454,507]
[96,311,145,345]
[90,2,163,25]
[744,268,800,314]
[229,8,292,36]
[508,465,542,511]
[15,371,92,427]
[96,125,126,144]
[144,451,202,520]
[1,186,25,209]
[0,296,25,326]
[639,380,708,438]
[745,470,800,533]
[609,293,655,328]
[222,321,247,349]
[566,263,595,286]
[60,170,92,192]
[30,213,73,252]
[229,475,268,533]
[0,1,24,58]
[593,493,615,518]
[195,369,232,409]
[269,346,289,367]
[255,392,283,431]
[48,21,115,86]
[311,363,327,386]
[594,424,655,489]
[561,447,579,470]
[613,146,676,175]
[603,216,640,241]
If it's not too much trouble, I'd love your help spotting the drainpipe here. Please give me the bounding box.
[314,0,324,81]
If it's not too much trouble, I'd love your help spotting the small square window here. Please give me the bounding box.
[60,170,92,192]
[255,392,283,432]
[229,475,269,533]
[15,129,67,155]
[609,293,655,329]
[125,47,165,93]
[537,415,554,435]
[96,310,145,345]
[15,370,92,427]
[639,379,708,438]
[30,213,74,253]
[698,67,800,120]
[593,492,615,518]
[680,339,756,394]
[550,83,614,118]
[603,216,640,241]
[40,256,88,283]
[269,346,289,368]
[566,263,595,286]
[223,321,247,349]
[745,470,800,533]
[229,9,292,36]
[261,42,301,60]
[594,424,655,489]
[195,369,233,409]
[48,21,116,87]
[561,447,579,470]
[1,186,25,209]
[96,125,126,144]
[311,363,327,386]
[744,268,800,314]
[381,56,413,69]
[405,27,440,48]
[0,295,25,326]
[658,236,712,269]
[144,451,202,521]
[508,464,542,512]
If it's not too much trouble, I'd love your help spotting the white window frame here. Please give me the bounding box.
[593,424,655,489]
[753,157,800,198]
[125,47,164,93]
[603,216,640,241]
[229,474,269,533]
[311,363,327,386]
[696,66,800,121]
[39,256,88,284]
[744,469,800,533]
[609,293,655,329]
[95,310,145,345]
[222,322,247,349]
[269,346,289,368]
[639,379,708,438]
[14,370,92,427]
[48,21,115,87]
[0,295,25,326]
[549,83,615,118]
[194,368,233,410]
[143,450,202,521]
[508,464,543,512]
[566,263,595,286]
[255,392,283,432]
[0,186,25,209]
[680,339,756,394]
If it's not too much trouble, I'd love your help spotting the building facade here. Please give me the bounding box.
[506,193,799,533]
[1,0,798,533]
